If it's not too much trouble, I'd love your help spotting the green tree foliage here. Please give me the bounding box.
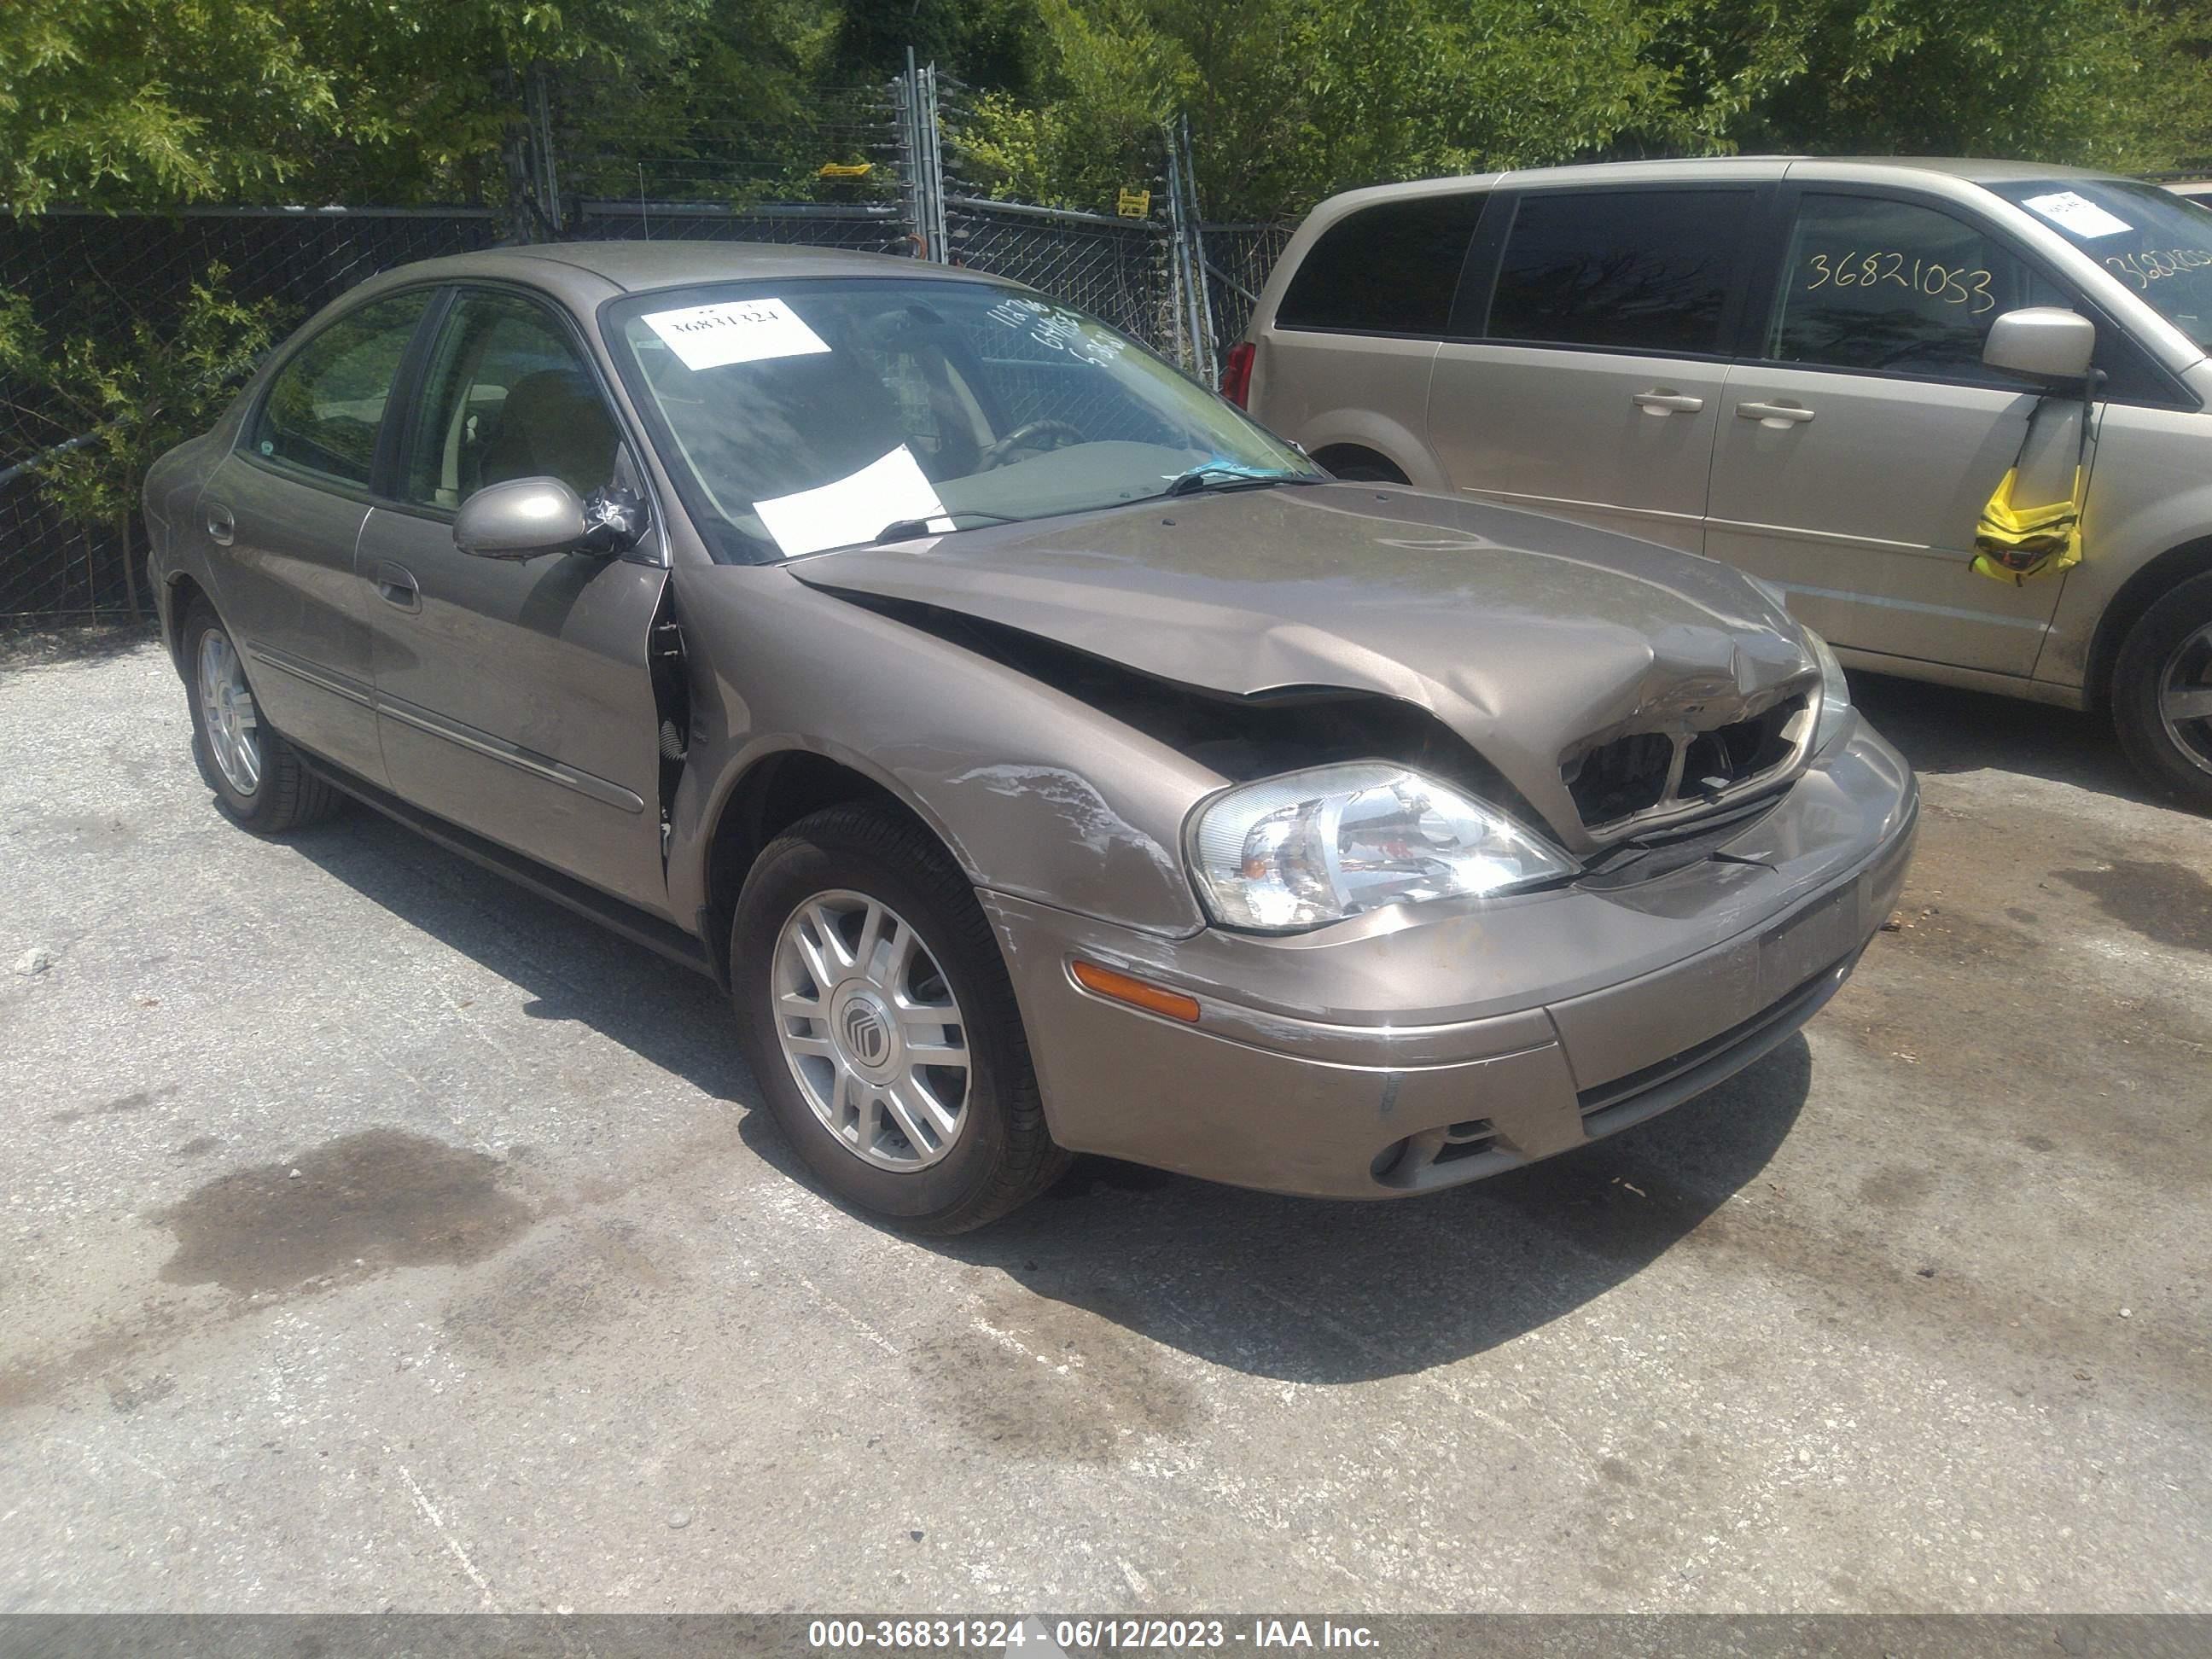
[0,266,282,608]
[963,0,2208,219]
[6,0,2207,219]
[0,0,800,210]
[1640,0,2167,168]
[0,0,339,211]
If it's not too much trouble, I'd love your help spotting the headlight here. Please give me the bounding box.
[1188,762,1576,932]
[1805,627,1854,752]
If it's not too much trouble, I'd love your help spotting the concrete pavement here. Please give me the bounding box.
[1,632,2206,1613]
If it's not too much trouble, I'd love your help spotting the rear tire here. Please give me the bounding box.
[2112,573,2212,812]
[181,600,341,835]
[731,803,1069,1232]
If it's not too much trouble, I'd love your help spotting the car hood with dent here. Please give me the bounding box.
[792,483,1816,853]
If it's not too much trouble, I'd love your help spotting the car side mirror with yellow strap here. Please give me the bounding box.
[1972,309,2098,586]
[1982,307,2097,382]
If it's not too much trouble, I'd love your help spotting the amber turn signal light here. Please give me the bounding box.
[1069,959,1202,1023]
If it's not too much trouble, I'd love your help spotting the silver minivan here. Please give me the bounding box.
[1231,159,2212,806]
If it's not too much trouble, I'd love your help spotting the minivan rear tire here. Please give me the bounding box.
[2112,571,2212,812]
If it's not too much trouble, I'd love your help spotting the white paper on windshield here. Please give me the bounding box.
[638,297,831,372]
[754,445,947,558]
[2021,191,2133,240]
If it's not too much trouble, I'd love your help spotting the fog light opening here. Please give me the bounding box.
[1069,959,1202,1023]
[1370,1138,1411,1181]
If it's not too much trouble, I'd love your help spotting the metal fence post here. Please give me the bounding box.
[921,63,951,265]
[1165,124,1212,380]
[1178,114,1218,387]
[527,65,562,238]
[891,50,952,261]
[894,51,923,254]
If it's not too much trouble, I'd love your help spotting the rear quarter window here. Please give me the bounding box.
[1487,189,1748,356]
[1276,195,1488,337]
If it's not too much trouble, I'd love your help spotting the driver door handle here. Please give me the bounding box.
[1633,391,1705,414]
[374,561,420,613]
[1737,400,1817,426]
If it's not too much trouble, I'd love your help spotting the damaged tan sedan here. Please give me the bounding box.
[144,244,1918,1231]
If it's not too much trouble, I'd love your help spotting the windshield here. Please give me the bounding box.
[1985,178,2212,348]
[604,277,1319,561]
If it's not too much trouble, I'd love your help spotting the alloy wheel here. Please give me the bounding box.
[771,888,971,1171]
[2157,621,2212,777]
[196,628,262,796]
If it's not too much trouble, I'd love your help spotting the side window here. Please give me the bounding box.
[1487,190,1746,355]
[1768,195,2049,379]
[1276,195,1488,336]
[252,293,432,486]
[403,290,622,509]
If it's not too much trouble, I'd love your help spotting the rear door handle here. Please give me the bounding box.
[373,561,420,612]
[205,503,235,545]
[1737,401,1816,427]
[1633,391,1705,414]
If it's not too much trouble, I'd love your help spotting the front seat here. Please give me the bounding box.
[478,370,620,498]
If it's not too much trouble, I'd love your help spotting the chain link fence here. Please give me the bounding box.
[2,208,500,620]
[1,71,1292,621]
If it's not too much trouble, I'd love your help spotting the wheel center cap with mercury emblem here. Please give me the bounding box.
[829,982,899,1080]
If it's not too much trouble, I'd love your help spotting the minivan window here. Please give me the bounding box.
[1275,195,1487,336]
[252,293,432,486]
[1768,194,2052,379]
[1486,189,1744,355]
[1985,178,2212,349]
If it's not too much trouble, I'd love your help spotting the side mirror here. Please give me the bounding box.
[453,477,590,561]
[1982,307,2096,382]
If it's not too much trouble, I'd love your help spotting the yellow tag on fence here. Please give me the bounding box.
[1116,188,1151,219]
[818,162,873,180]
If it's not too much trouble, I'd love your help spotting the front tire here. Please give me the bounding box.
[181,600,341,835]
[2112,572,2212,812]
[731,803,1068,1232]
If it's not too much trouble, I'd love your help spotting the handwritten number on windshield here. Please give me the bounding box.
[1804,253,1994,313]
[2104,247,2212,290]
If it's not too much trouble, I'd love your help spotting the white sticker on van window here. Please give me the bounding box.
[754,445,947,558]
[639,298,831,371]
[2022,191,2133,240]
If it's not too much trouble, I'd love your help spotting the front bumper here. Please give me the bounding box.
[981,720,1918,1199]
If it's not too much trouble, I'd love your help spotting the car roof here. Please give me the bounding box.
[1281,154,2145,255]
[1499,155,2118,187]
[1313,156,2124,212]
[347,239,1015,309]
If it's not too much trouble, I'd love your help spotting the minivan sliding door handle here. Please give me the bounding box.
[1736,400,1816,426]
[1633,391,1705,414]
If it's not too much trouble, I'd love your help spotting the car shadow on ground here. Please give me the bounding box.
[292,784,1811,1384]
[292,811,754,1103]
[1849,670,2157,804]
[0,618,160,674]
[902,1042,1810,1381]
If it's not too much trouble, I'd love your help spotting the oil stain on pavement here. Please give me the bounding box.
[153,1128,533,1296]
[2055,859,2212,954]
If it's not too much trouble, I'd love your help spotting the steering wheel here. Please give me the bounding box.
[979,419,1083,470]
